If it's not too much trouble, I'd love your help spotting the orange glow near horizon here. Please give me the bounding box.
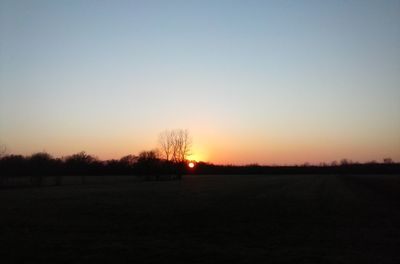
[3,127,400,165]
[186,153,203,162]
[186,145,209,163]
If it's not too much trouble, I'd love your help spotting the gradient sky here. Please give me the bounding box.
[1,0,399,164]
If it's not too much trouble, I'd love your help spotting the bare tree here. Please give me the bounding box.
[159,131,174,161]
[0,144,6,158]
[159,129,192,163]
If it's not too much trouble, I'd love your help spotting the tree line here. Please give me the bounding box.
[0,150,190,186]
[192,160,400,175]
[1,128,399,187]
[1,150,399,186]
[0,129,193,186]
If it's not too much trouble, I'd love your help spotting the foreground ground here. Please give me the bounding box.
[0,174,399,263]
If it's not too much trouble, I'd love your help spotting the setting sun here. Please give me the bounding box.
[188,162,195,169]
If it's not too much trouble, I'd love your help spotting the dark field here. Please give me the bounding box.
[1,174,399,263]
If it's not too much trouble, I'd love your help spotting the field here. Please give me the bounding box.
[1,174,399,263]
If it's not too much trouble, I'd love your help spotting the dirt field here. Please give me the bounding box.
[0,174,399,263]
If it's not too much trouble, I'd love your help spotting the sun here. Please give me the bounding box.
[188,162,195,168]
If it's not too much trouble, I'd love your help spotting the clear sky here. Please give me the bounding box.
[1,0,399,164]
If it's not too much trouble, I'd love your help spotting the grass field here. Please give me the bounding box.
[1,174,399,263]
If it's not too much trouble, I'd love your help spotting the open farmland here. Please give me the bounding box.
[1,174,399,263]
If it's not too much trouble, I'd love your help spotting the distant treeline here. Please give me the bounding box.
[193,161,400,175]
[0,151,185,185]
[1,151,399,186]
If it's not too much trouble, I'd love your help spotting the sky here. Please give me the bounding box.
[1,0,399,165]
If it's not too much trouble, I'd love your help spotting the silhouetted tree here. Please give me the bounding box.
[138,150,158,161]
[120,154,138,169]
[64,151,97,184]
[0,145,6,158]
[135,150,166,180]
[158,129,192,179]
[383,158,393,164]
[340,159,350,166]
[29,152,53,186]
[159,129,192,163]
[159,131,174,161]
[0,154,25,181]
[0,145,6,186]
[136,150,161,180]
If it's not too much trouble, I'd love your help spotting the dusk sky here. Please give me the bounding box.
[1,0,399,164]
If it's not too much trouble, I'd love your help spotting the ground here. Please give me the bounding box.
[0,174,399,263]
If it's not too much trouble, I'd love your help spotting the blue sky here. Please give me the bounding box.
[1,0,399,164]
